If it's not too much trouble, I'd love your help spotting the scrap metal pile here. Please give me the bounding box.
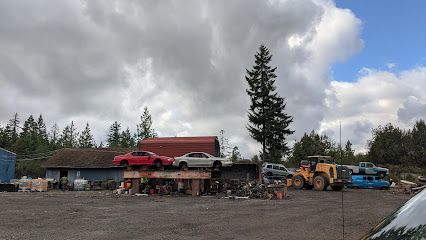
[392,175,426,194]
[223,180,287,200]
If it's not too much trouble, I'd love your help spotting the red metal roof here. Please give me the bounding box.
[139,136,219,157]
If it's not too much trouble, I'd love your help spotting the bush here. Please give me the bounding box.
[15,159,46,178]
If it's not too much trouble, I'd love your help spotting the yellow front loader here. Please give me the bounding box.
[291,155,351,191]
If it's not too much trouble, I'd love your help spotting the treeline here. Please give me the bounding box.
[287,120,426,168]
[0,107,157,156]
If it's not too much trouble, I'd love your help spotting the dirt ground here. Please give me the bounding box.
[0,189,410,240]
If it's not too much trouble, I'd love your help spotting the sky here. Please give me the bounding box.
[0,0,425,158]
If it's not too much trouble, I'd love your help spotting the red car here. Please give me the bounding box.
[112,151,174,167]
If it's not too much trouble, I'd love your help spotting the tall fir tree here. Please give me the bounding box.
[230,146,242,162]
[3,113,20,149]
[218,130,231,158]
[0,125,6,148]
[37,114,48,143]
[120,127,135,148]
[14,115,39,154]
[49,123,60,147]
[107,121,121,147]
[78,123,96,148]
[136,106,158,141]
[245,45,294,162]
[59,121,78,148]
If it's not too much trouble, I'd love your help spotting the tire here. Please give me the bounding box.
[154,159,162,168]
[292,175,305,189]
[179,162,188,170]
[331,185,344,191]
[213,161,222,169]
[120,160,129,167]
[348,169,353,175]
[378,172,385,179]
[313,175,326,191]
[266,171,273,176]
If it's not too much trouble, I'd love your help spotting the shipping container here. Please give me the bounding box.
[0,148,16,183]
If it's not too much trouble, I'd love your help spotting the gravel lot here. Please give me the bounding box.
[0,189,410,240]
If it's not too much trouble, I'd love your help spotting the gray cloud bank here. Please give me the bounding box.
[1,0,424,157]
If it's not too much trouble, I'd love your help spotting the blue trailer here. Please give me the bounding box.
[0,148,16,183]
[348,175,390,190]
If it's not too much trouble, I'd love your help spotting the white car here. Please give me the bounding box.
[173,152,233,169]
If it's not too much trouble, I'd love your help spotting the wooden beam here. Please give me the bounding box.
[124,170,211,179]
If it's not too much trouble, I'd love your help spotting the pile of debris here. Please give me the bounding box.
[223,180,287,200]
[393,176,426,194]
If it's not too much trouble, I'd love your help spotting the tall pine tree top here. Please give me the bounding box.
[246,45,294,162]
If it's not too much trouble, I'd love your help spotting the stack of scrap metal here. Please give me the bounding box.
[397,179,426,194]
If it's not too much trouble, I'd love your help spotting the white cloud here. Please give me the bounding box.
[321,67,426,153]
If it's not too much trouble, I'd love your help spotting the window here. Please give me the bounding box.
[267,165,272,169]
[366,163,373,168]
[273,165,279,170]
[363,177,367,180]
[360,163,366,168]
[279,167,285,171]
[367,176,373,181]
[201,153,209,158]
[131,152,139,156]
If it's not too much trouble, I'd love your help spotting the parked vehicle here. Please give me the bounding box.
[173,152,232,169]
[344,162,389,178]
[361,188,426,239]
[262,162,293,179]
[112,151,174,167]
[292,155,351,191]
[348,175,390,190]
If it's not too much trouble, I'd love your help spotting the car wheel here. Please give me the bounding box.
[179,162,188,171]
[348,169,353,175]
[378,172,385,179]
[213,161,222,170]
[120,160,129,167]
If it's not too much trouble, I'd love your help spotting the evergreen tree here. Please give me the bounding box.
[246,45,294,162]
[218,130,231,158]
[59,121,78,148]
[107,121,121,147]
[120,127,135,148]
[288,130,338,167]
[2,113,20,149]
[367,123,408,165]
[37,114,48,143]
[98,141,104,148]
[78,123,96,148]
[0,125,7,148]
[230,146,242,162]
[406,120,426,167]
[49,123,60,147]
[7,113,20,144]
[136,106,158,140]
[14,115,39,154]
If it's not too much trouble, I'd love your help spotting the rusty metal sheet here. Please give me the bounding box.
[124,170,211,179]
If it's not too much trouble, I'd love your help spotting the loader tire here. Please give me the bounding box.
[292,176,305,189]
[314,175,326,191]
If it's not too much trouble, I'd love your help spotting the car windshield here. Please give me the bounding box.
[363,188,426,239]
